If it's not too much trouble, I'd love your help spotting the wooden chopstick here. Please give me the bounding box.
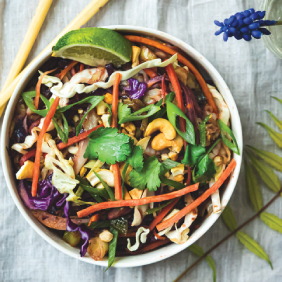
[0,0,53,117]
[0,0,109,117]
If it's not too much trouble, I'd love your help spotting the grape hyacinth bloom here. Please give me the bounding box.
[214,8,278,41]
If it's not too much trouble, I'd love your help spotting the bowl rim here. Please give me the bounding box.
[1,25,243,268]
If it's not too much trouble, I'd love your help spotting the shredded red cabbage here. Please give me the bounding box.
[18,178,67,211]
[64,201,93,256]
[124,78,147,99]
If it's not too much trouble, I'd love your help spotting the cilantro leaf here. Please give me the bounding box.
[118,103,131,123]
[182,144,206,167]
[192,154,216,183]
[129,156,162,191]
[126,145,144,171]
[161,158,181,173]
[84,127,132,165]
[118,104,161,124]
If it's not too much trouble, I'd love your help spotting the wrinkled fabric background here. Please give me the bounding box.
[0,0,282,281]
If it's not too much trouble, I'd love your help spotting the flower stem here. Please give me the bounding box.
[173,187,282,282]
[275,20,282,26]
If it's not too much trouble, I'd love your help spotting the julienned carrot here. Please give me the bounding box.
[111,73,123,200]
[77,183,199,218]
[34,68,57,109]
[156,159,237,231]
[148,197,180,231]
[31,96,60,197]
[111,73,122,128]
[143,68,157,78]
[57,124,103,150]
[125,35,218,114]
[127,239,170,254]
[80,63,84,72]
[112,163,122,200]
[56,61,78,80]
[19,149,36,167]
[88,214,100,226]
[153,229,166,240]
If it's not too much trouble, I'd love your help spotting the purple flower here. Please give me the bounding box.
[214,9,276,41]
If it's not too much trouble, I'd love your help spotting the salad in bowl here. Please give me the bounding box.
[5,27,240,268]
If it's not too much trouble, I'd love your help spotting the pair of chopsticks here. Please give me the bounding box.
[0,0,109,117]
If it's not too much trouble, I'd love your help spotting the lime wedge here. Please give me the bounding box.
[52,28,132,67]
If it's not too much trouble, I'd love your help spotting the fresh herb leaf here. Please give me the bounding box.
[149,92,175,122]
[188,244,217,282]
[260,212,282,234]
[244,160,263,212]
[22,91,51,117]
[92,170,115,201]
[118,104,161,124]
[161,158,181,172]
[236,231,273,269]
[218,120,240,155]
[265,110,282,131]
[182,144,206,167]
[126,145,144,172]
[84,127,132,165]
[118,103,131,123]
[146,200,173,215]
[110,217,128,235]
[166,101,195,145]
[247,145,282,172]
[88,220,111,230]
[106,103,112,126]
[257,122,282,148]
[129,156,162,191]
[246,151,281,194]
[106,226,119,270]
[221,204,237,232]
[192,154,216,184]
[199,114,211,147]
[75,96,105,135]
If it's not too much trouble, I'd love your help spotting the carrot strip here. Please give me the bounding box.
[88,214,100,226]
[125,36,218,114]
[56,61,78,80]
[34,68,57,109]
[111,73,123,200]
[111,73,122,128]
[77,183,199,218]
[153,229,166,240]
[80,63,84,72]
[19,149,36,167]
[156,159,237,231]
[57,124,103,150]
[31,97,60,197]
[149,197,180,231]
[143,68,157,78]
[127,239,170,254]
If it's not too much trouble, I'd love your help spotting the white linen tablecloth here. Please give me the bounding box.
[1,0,282,281]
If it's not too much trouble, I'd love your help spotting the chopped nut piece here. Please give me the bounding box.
[99,230,113,242]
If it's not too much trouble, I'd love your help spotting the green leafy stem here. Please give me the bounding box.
[173,186,282,282]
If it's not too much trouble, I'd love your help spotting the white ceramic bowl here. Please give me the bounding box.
[1,25,243,267]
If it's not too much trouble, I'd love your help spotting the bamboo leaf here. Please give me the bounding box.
[271,96,282,105]
[236,231,273,269]
[221,204,237,231]
[188,244,217,282]
[265,110,282,131]
[257,122,282,148]
[247,146,282,172]
[246,151,281,193]
[260,211,282,234]
[244,160,264,212]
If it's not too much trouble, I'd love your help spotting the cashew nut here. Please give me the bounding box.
[136,136,151,151]
[99,230,113,242]
[132,46,141,68]
[144,118,176,140]
[151,133,183,153]
[86,169,114,187]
